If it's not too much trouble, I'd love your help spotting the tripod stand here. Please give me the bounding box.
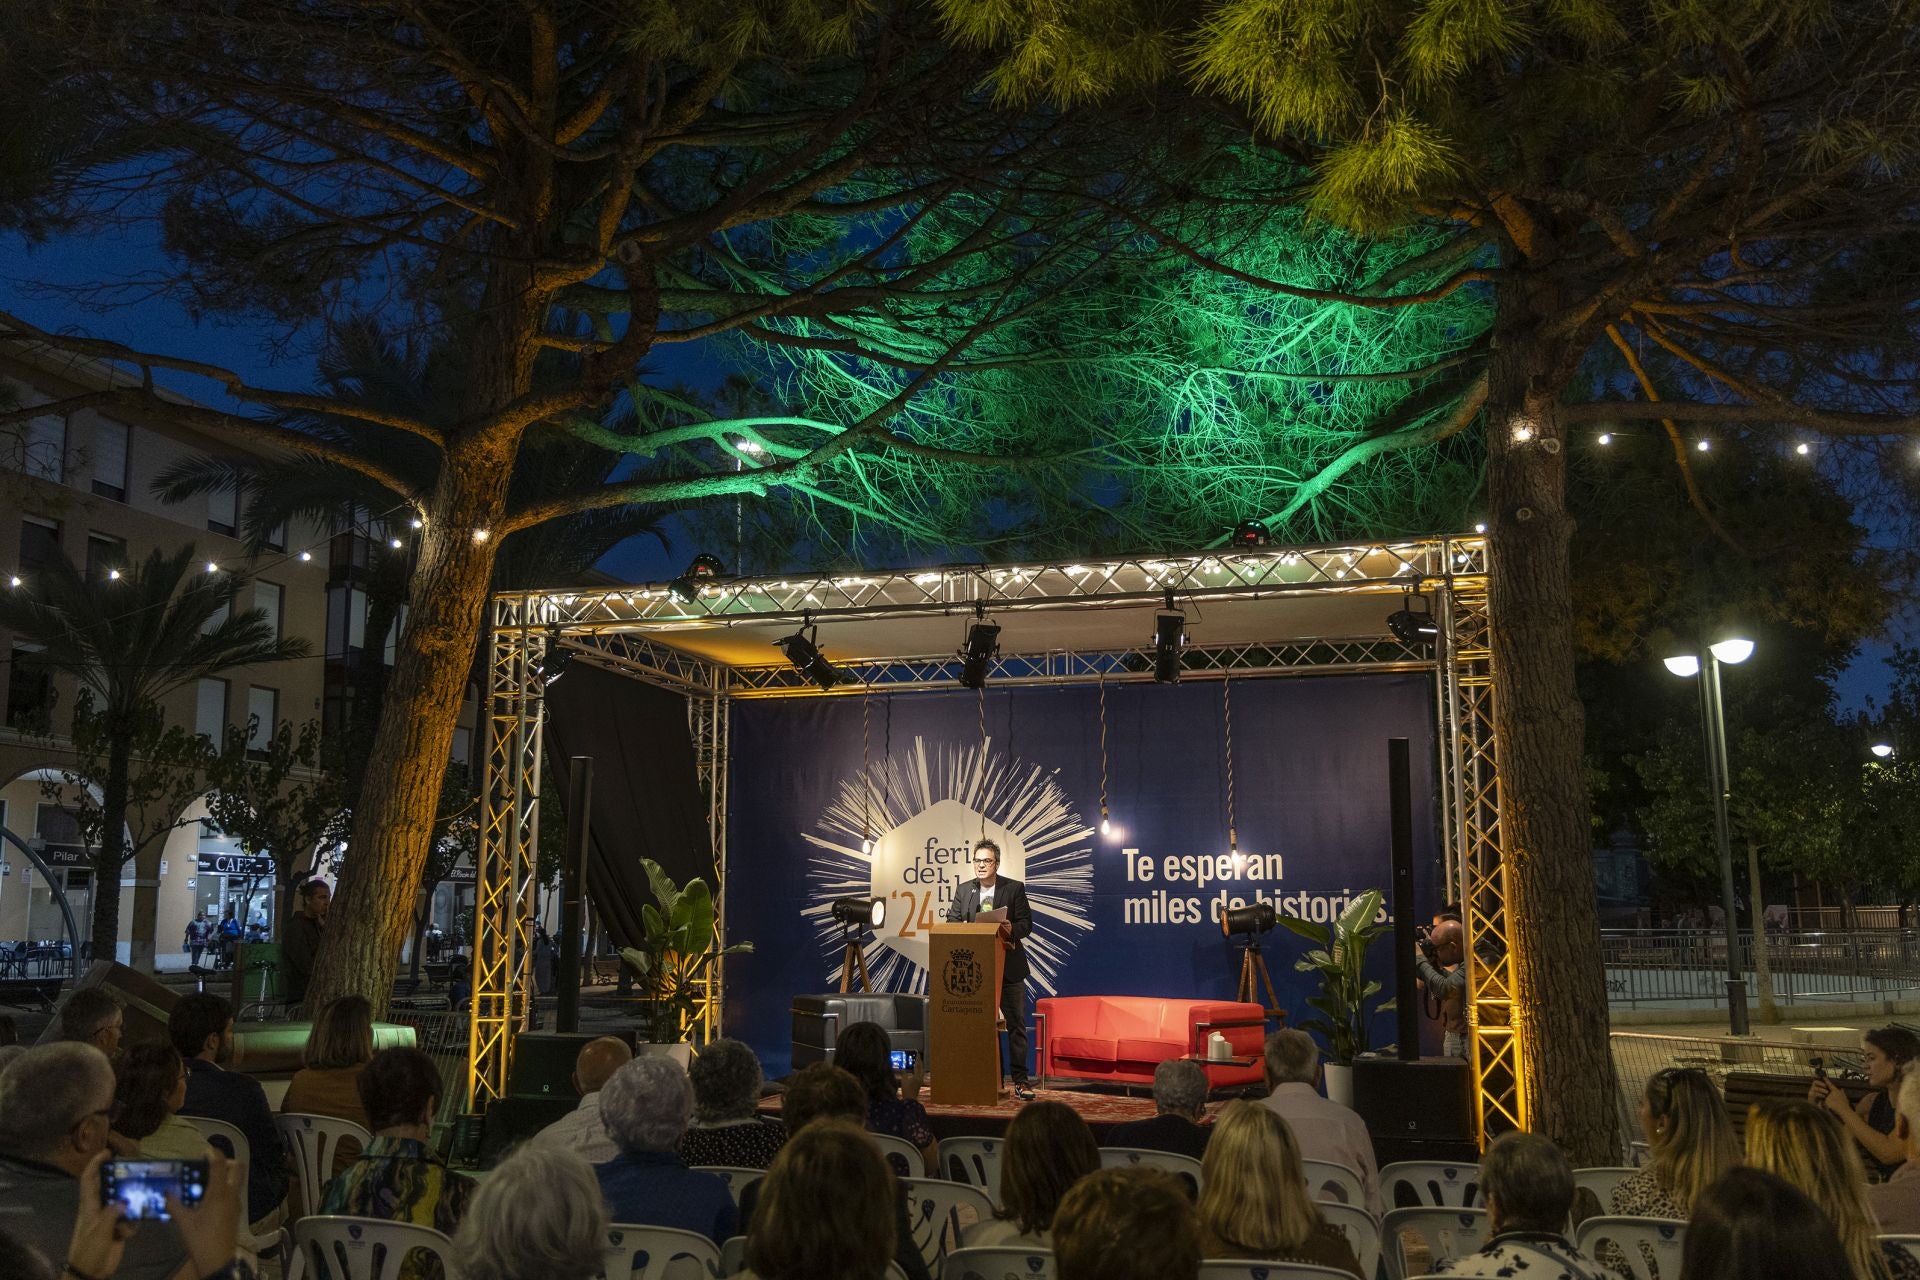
[1235,938,1285,1017]
[839,926,873,994]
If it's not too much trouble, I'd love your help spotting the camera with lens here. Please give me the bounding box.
[1415,923,1439,964]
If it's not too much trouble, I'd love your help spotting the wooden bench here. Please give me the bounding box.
[1723,1071,1874,1144]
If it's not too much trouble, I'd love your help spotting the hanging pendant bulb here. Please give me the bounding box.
[1100,803,1111,837]
[861,833,873,855]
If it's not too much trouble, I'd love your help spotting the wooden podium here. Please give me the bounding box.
[928,922,1007,1106]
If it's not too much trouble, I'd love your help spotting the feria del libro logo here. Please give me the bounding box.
[802,735,1095,994]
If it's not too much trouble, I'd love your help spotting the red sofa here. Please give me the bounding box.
[1036,995,1271,1089]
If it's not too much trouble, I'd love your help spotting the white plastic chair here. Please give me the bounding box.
[181,1114,279,1252]
[1887,1237,1920,1268]
[1380,1160,1480,1208]
[1198,1265,1356,1280]
[717,1235,747,1277]
[277,1113,375,1218]
[898,1176,993,1275]
[691,1166,765,1208]
[1575,1215,1686,1280]
[944,1245,1056,1280]
[1381,1206,1490,1280]
[1572,1166,1641,1211]
[1319,1201,1382,1278]
[1301,1158,1365,1209]
[604,1223,722,1280]
[292,1216,457,1280]
[1097,1147,1204,1196]
[941,1136,1006,1198]
[867,1130,929,1178]
[278,1226,305,1280]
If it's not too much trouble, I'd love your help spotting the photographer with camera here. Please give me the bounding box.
[1415,913,1468,1059]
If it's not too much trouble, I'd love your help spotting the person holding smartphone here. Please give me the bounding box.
[0,1042,248,1280]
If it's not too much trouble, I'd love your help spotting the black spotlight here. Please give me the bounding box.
[959,612,1000,690]
[1386,591,1438,646]
[831,896,887,930]
[1153,596,1187,684]
[541,625,575,686]
[1229,519,1271,548]
[668,552,727,605]
[1220,901,1278,938]
[775,621,841,691]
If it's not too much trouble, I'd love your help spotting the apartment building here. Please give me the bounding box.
[0,344,478,969]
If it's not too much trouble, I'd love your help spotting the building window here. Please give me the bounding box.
[196,678,228,742]
[451,725,471,766]
[383,604,408,666]
[325,585,368,655]
[23,415,64,483]
[90,420,129,502]
[246,686,278,758]
[264,518,287,552]
[256,581,283,641]
[6,644,52,731]
[85,533,127,584]
[19,517,61,573]
[207,484,238,537]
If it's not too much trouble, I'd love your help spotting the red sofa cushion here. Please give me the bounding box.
[1054,1035,1117,1062]
[1038,995,1271,1087]
[1116,1037,1187,1063]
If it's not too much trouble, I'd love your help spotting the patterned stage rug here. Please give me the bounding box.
[763,1081,1261,1139]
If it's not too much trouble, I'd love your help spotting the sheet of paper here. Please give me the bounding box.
[975,907,1009,923]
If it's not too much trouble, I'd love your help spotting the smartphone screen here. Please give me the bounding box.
[889,1049,917,1072]
[101,1159,209,1221]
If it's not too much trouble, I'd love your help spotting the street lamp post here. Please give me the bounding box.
[1664,637,1755,1036]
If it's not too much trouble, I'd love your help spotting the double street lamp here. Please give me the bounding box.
[1664,637,1756,1036]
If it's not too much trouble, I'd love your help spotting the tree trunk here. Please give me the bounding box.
[1482,290,1622,1163]
[90,731,133,963]
[127,833,164,973]
[1745,839,1779,1024]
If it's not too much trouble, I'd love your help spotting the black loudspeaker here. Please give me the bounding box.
[478,1096,579,1165]
[508,1030,631,1098]
[1352,1056,1479,1166]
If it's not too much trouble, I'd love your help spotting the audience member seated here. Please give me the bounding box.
[593,1053,736,1243]
[282,994,376,1177]
[320,1046,474,1279]
[1197,1100,1363,1276]
[746,1119,897,1280]
[965,1099,1101,1249]
[1809,1026,1919,1181]
[1258,1028,1381,1218]
[0,1042,247,1280]
[1679,1167,1854,1280]
[1745,1099,1920,1280]
[1612,1067,1739,1218]
[738,1063,931,1280]
[55,987,124,1058]
[453,1142,607,1280]
[678,1037,787,1169]
[1102,1059,1211,1160]
[170,992,290,1231]
[1870,1063,1920,1232]
[0,1225,55,1280]
[1434,1132,1610,1279]
[113,1041,212,1160]
[525,1034,631,1165]
[1053,1166,1201,1280]
[835,1019,937,1173]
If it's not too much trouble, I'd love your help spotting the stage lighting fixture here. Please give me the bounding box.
[1386,592,1438,646]
[668,552,727,605]
[959,614,1000,689]
[775,622,841,691]
[1220,901,1278,938]
[1229,519,1271,548]
[1153,599,1187,684]
[832,896,887,930]
[541,626,575,685]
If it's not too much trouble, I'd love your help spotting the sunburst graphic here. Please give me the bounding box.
[801,735,1095,996]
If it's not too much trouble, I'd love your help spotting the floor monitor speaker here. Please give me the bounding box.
[1352,1055,1476,1149]
[509,1029,634,1099]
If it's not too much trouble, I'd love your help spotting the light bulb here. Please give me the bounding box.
[1597,433,1612,445]
[410,517,424,529]
[1474,522,1487,533]
[8,576,20,588]
[1795,442,1811,456]
[1100,805,1111,837]
[1664,655,1701,678]
[1696,439,1711,452]
[861,835,872,854]
[1710,638,1754,665]
[389,537,403,549]
[1512,425,1534,443]
[1871,743,1895,759]
[299,551,313,562]
[206,562,219,574]
[107,569,121,581]
[472,529,491,542]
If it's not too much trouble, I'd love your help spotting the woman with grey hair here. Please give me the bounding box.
[453,1144,607,1280]
[1433,1132,1610,1279]
[595,1054,738,1242]
[678,1038,787,1169]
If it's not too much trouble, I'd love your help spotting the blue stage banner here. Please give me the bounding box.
[721,673,1442,1077]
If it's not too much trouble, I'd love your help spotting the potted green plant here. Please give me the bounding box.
[1277,887,1396,1105]
[618,858,752,1061]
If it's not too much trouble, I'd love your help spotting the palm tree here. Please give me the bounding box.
[0,544,311,957]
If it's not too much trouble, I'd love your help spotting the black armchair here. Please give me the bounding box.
[791,992,928,1069]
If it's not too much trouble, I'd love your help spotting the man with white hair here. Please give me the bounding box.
[1868,1065,1920,1231]
[526,1036,632,1164]
[0,1042,244,1280]
[594,1054,737,1243]
[1103,1059,1212,1160]
[1259,1028,1381,1219]
[1434,1132,1609,1278]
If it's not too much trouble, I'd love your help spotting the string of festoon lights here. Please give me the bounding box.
[1512,421,1868,459]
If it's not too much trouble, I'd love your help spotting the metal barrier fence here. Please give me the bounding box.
[386,1003,467,1140]
[1602,929,1920,1009]
[1609,1031,1850,1149]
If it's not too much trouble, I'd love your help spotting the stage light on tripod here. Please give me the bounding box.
[1153,608,1187,684]
[831,896,886,930]
[775,624,841,691]
[959,618,1000,689]
[1220,901,1278,938]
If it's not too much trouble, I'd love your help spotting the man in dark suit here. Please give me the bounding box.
[945,838,1035,1099]
[169,992,289,1230]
